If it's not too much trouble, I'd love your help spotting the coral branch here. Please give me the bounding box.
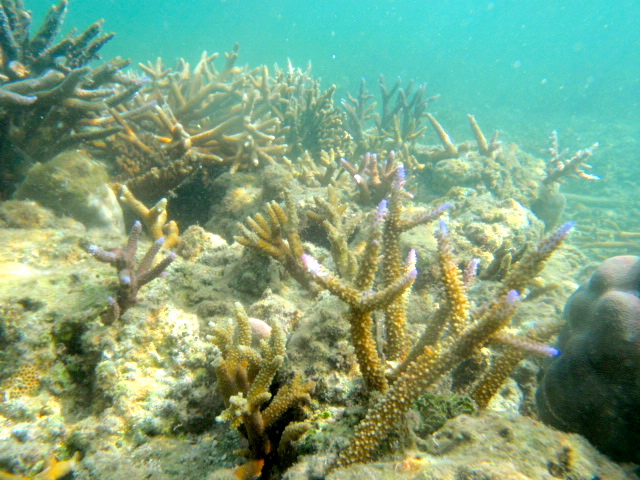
[86,221,176,323]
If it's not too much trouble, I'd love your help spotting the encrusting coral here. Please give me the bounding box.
[86,220,176,323]
[211,302,315,478]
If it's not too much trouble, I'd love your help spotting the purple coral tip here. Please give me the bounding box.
[559,221,576,235]
[506,290,520,303]
[377,199,388,221]
[301,254,321,275]
[546,346,561,357]
[439,220,449,234]
[407,249,417,267]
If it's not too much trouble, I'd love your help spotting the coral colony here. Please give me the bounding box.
[87,221,176,323]
[3,0,626,479]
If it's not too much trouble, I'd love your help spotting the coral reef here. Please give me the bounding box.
[0,7,630,478]
[211,302,315,478]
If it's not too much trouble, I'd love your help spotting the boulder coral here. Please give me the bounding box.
[536,255,640,463]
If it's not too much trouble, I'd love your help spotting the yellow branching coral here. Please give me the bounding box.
[302,174,449,390]
[304,210,573,468]
[211,302,315,464]
[419,113,501,163]
[235,192,312,291]
[116,184,180,249]
[307,185,358,281]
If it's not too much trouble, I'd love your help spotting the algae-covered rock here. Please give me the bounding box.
[14,150,123,231]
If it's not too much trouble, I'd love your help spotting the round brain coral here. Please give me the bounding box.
[536,255,640,463]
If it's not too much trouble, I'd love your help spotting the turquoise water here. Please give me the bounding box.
[28,0,638,140]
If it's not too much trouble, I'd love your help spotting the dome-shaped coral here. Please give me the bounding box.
[536,255,640,463]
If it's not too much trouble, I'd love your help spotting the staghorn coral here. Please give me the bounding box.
[305,185,359,281]
[91,48,349,203]
[86,220,176,323]
[302,168,449,391]
[85,45,288,201]
[211,302,315,478]
[532,130,599,230]
[264,61,350,158]
[342,76,437,156]
[303,210,572,468]
[416,113,501,164]
[284,148,346,188]
[0,0,141,197]
[235,192,313,292]
[340,150,403,206]
[115,184,180,249]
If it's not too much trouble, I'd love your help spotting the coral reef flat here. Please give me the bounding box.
[1,1,640,477]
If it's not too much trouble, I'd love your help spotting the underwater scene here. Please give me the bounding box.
[0,0,639,478]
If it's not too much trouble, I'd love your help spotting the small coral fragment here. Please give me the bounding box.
[86,220,176,322]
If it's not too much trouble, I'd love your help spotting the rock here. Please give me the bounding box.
[14,150,124,231]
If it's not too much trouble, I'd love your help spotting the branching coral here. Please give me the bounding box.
[532,130,599,230]
[86,220,176,323]
[341,151,404,206]
[542,130,599,185]
[417,113,501,163]
[116,184,180,249]
[0,0,141,196]
[235,192,313,291]
[90,49,349,206]
[211,302,315,477]
[342,76,437,156]
[302,167,449,390]
[303,201,572,468]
